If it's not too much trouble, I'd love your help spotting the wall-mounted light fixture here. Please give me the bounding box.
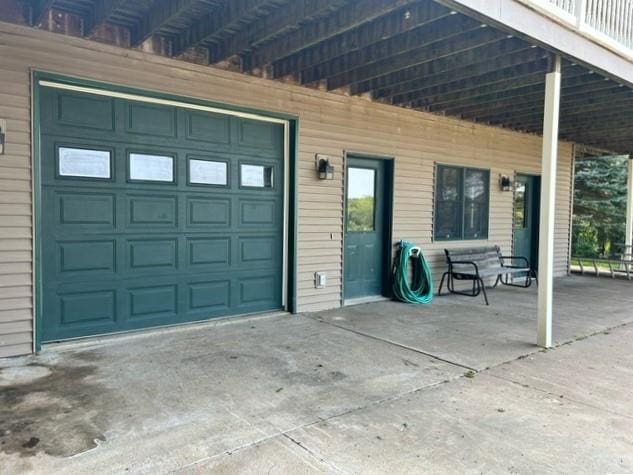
[499,175,513,192]
[315,154,334,180]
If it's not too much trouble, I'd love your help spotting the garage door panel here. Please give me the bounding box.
[59,240,116,274]
[127,238,178,271]
[187,280,231,315]
[56,92,116,132]
[239,199,278,227]
[238,119,282,150]
[187,237,231,267]
[127,194,178,228]
[238,275,280,307]
[128,284,178,321]
[58,191,117,227]
[186,111,230,145]
[239,236,277,266]
[41,86,285,342]
[126,102,177,138]
[187,197,231,227]
[59,289,117,325]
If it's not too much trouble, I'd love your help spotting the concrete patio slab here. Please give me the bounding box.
[1,276,632,474]
[311,276,633,370]
[177,435,333,474]
[286,370,633,474]
[0,313,462,473]
[489,323,633,419]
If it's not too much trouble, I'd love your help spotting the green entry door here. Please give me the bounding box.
[39,84,285,342]
[344,157,387,300]
[513,174,541,271]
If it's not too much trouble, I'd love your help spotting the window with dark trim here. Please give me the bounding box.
[434,165,490,241]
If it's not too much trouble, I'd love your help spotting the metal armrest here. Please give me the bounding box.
[448,260,480,277]
[500,255,530,269]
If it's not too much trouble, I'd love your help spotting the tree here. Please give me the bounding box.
[347,196,375,232]
[572,155,628,258]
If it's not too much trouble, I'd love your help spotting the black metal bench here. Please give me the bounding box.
[438,246,537,305]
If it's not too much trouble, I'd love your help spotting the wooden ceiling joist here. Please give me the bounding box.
[16,0,633,154]
[434,70,607,116]
[325,24,507,90]
[351,36,522,95]
[171,0,273,57]
[207,0,349,64]
[309,14,486,88]
[241,0,419,71]
[83,0,127,37]
[484,85,633,128]
[269,0,450,78]
[26,0,55,27]
[370,44,545,100]
[390,57,551,105]
[130,0,197,47]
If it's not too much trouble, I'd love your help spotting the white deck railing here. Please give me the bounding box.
[521,0,633,58]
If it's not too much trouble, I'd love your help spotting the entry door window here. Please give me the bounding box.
[514,181,528,229]
[347,167,376,232]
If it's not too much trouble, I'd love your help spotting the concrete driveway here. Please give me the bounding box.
[1,276,632,474]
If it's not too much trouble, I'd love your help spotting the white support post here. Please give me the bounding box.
[537,55,562,349]
[625,157,633,256]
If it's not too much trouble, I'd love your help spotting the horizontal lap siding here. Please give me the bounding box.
[0,21,573,357]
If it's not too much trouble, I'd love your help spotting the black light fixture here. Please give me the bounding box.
[316,154,334,180]
[500,175,513,192]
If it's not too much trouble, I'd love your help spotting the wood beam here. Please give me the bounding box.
[580,137,633,149]
[491,106,633,132]
[424,67,593,114]
[315,14,486,88]
[562,127,633,140]
[561,130,633,144]
[28,0,55,27]
[130,0,198,47]
[271,1,450,78]
[391,58,550,106]
[326,24,506,90]
[351,36,520,95]
[437,71,611,115]
[172,0,271,57]
[242,0,416,71]
[485,86,633,128]
[560,119,633,136]
[483,93,633,128]
[209,0,349,64]
[84,0,127,38]
[370,44,543,100]
[434,0,633,88]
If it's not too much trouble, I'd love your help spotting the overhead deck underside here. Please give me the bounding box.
[5,0,633,154]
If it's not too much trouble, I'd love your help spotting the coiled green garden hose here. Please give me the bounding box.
[392,240,434,304]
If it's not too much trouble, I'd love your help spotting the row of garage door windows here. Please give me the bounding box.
[57,146,275,189]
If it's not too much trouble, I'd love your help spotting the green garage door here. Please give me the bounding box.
[39,84,285,342]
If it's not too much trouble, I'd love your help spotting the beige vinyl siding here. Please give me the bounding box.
[0,21,574,357]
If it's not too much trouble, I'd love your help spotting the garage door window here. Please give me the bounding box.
[129,153,174,182]
[241,164,274,188]
[58,147,111,179]
[189,158,228,186]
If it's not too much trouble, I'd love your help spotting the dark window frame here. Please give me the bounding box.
[433,164,490,242]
